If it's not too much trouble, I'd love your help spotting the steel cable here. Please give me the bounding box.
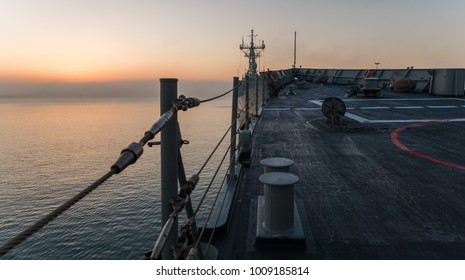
[199,80,247,103]
[194,139,233,216]
[0,77,258,258]
[196,125,232,176]
[0,169,116,258]
[193,144,231,248]
[203,155,232,255]
[0,104,182,258]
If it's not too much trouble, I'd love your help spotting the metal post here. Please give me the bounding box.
[262,76,266,106]
[245,75,249,126]
[293,31,297,68]
[229,77,239,177]
[176,123,202,259]
[255,76,259,116]
[160,78,179,259]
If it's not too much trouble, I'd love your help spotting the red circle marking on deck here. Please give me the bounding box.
[390,120,465,171]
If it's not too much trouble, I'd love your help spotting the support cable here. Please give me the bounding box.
[154,76,261,259]
[194,140,231,217]
[196,125,232,176]
[0,95,202,258]
[192,146,230,251]
[195,99,248,177]
[0,78,259,258]
[184,143,234,258]
[148,174,199,260]
[204,169,229,255]
[199,80,247,104]
[0,170,115,257]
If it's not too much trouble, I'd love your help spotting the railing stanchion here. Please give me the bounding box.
[176,124,202,259]
[255,75,259,116]
[245,75,250,126]
[262,75,266,106]
[229,77,239,178]
[160,78,179,260]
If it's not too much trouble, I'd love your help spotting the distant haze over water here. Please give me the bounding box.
[0,80,231,100]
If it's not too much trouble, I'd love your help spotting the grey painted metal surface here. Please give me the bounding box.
[217,82,465,259]
[431,69,465,96]
[259,172,299,231]
[293,67,435,93]
[260,157,295,173]
[230,77,239,177]
[159,78,179,259]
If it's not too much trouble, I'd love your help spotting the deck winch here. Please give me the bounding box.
[321,97,346,125]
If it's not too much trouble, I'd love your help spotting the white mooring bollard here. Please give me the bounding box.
[259,172,299,231]
[260,157,295,173]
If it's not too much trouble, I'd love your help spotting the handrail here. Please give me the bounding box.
[0,74,268,260]
[150,77,262,260]
[0,95,199,258]
[149,174,200,260]
[199,82,243,103]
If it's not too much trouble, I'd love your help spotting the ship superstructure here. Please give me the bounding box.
[240,29,265,77]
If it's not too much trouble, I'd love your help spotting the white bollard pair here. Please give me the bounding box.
[256,158,305,244]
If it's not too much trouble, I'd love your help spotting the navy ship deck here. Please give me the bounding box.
[214,83,465,259]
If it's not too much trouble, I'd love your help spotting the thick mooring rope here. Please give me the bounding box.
[0,170,116,257]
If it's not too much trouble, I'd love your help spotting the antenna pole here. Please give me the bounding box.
[293,31,296,68]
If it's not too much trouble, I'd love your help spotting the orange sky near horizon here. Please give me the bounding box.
[1,0,465,85]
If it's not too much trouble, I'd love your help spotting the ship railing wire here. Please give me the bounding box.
[0,75,268,259]
[148,98,252,260]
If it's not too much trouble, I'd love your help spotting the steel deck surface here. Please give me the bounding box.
[213,84,465,259]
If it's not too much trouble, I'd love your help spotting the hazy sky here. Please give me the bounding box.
[1,0,465,84]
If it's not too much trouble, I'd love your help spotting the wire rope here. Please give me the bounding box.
[199,80,248,104]
[0,170,116,257]
[193,145,230,249]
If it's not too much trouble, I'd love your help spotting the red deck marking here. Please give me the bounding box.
[391,120,465,171]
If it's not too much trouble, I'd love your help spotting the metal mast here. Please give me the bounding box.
[240,29,265,77]
[293,31,297,68]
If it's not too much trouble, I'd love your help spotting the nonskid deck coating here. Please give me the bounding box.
[213,83,465,259]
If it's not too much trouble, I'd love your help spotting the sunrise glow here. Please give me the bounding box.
[1,0,464,87]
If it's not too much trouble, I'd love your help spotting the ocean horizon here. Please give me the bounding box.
[0,80,233,100]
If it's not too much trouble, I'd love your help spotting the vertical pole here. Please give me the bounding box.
[245,75,249,126]
[229,77,239,178]
[293,31,297,68]
[176,123,202,259]
[160,78,179,260]
[255,76,259,116]
[262,75,266,106]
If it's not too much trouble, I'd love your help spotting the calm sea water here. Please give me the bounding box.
[0,98,231,259]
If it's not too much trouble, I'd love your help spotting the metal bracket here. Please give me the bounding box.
[148,139,189,148]
[147,141,161,147]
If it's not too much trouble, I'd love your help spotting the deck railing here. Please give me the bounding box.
[0,74,270,260]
